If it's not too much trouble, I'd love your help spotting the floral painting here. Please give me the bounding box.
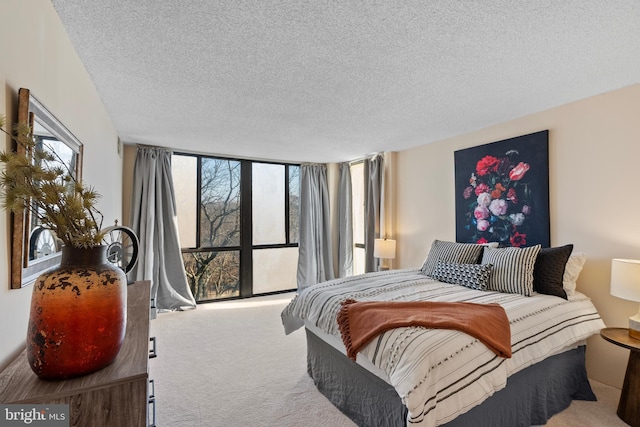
[454,130,550,248]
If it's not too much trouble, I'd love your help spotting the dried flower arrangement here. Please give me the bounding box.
[0,115,104,248]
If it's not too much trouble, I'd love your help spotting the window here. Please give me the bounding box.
[350,161,365,275]
[252,162,299,294]
[172,154,299,302]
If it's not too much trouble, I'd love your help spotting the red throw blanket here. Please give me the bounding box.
[337,299,512,361]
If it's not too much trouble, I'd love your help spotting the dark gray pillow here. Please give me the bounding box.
[533,244,574,299]
[431,261,494,291]
[421,240,484,277]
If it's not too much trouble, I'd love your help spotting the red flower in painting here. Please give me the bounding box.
[509,162,530,181]
[476,156,500,176]
[477,237,488,244]
[475,182,490,196]
[507,188,518,203]
[510,231,527,247]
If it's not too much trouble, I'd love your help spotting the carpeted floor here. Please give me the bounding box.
[150,292,627,427]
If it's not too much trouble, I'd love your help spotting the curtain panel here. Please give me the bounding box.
[296,163,335,290]
[338,162,353,278]
[130,146,197,314]
[364,154,384,273]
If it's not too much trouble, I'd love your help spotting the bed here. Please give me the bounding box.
[281,242,605,427]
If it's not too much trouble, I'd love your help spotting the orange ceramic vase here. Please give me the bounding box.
[26,245,127,380]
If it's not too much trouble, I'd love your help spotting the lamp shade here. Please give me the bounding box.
[611,259,640,302]
[374,239,396,259]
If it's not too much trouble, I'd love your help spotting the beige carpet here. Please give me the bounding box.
[150,292,627,427]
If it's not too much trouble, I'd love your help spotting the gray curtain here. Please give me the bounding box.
[130,146,196,314]
[338,162,353,277]
[296,163,335,290]
[364,154,383,273]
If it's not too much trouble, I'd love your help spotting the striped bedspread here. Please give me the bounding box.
[281,269,605,427]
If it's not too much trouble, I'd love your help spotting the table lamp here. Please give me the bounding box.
[610,258,640,339]
[374,238,396,271]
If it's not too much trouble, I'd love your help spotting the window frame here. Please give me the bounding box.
[173,152,300,302]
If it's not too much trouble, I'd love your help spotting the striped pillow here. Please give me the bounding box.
[421,240,484,277]
[481,245,541,296]
[431,261,494,290]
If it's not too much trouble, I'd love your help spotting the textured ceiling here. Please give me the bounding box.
[51,1,640,163]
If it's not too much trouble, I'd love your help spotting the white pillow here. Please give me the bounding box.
[563,252,586,297]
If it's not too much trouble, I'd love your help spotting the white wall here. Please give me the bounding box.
[395,84,640,388]
[0,0,121,369]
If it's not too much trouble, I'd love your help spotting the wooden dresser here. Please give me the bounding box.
[0,280,153,427]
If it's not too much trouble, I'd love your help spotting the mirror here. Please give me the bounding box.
[10,88,83,288]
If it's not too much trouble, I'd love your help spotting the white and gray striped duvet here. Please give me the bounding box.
[281,268,605,427]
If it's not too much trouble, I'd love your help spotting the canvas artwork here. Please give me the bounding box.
[454,130,550,248]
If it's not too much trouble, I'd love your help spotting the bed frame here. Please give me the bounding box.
[306,328,596,427]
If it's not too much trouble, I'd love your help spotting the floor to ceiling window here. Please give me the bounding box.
[350,161,365,275]
[171,153,299,302]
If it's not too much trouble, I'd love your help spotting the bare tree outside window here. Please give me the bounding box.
[199,158,241,247]
[183,250,239,301]
[173,155,300,302]
[288,165,300,244]
[180,158,241,301]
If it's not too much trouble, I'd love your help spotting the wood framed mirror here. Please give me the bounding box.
[10,88,83,289]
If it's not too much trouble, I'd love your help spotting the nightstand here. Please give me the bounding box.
[600,327,640,426]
